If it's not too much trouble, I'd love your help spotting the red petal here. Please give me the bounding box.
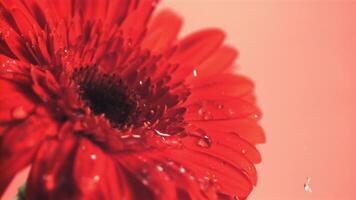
[0,78,36,123]
[117,151,208,200]
[118,153,177,200]
[25,136,79,200]
[192,119,265,145]
[188,73,255,101]
[142,9,182,53]
[185,96,261,121]
[30,67,60,103]
[73,138,133,200]
[169,29,225,81]
[187,46,238,82]
[166,148,253,199]
[0,115,55,196]
[120,0,156,44]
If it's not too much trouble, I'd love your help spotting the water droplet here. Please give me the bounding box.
[156,165,163,172]
[43,174,55,190]
[2,30,10,38]
[139,80,143,85]
[193,69,198,77]
[198,108,203,115]
[241,148,247,154]
[11,106,28,120]
[132,134,141,138]
[203,111,213,120]
[179,166,186,173]
[90,154,96,160]
[154,129,170,137]
[304,177,312,193]
[81,145,86,151]
[197,135,212,148]
[253,113,260,119]
[93,175,100,182]
[228,109,235,116]
[234,195,240,200]
[217,104,224,109]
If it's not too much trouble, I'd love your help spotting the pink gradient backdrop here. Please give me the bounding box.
[2,1,356,200]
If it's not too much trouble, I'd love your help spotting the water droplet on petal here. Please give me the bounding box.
[203,111,213,120]
[234,195,240,200]
[179,166,186,173]
[81,145,87,151]
[197,135,212,148]
[11,106,28,120]
[43,174,55,190]
[198,108,203,115]
[217,104,224,109]
[198,108,213,120]
[156,165,163,172]
[154,129,170,137]
[304,177,312,193]
[90,154,96,160]
[193,69,198,77]
[93,175,100,182]
[241,148,247,154]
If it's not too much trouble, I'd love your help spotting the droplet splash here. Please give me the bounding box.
[304,177,312,193]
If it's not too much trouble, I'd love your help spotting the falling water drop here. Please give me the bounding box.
[197,135,212,148]
[304,177,312,193]
[11,106,28,120]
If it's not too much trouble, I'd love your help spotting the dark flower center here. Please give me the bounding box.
[73,67,137,127]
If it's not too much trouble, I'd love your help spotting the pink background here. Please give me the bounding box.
[2,1,356,200]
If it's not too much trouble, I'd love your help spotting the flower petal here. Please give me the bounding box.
[25,136,79,200]
[166,148,253,199]
[120,0,156,44]
[0,78,36,123]
[142,9,182,53]
[117,151,209,200]
[0,115,55,196]
[73,138,133,200]
[169,29,225,81]
[185,96,261,121]
[192,119,265,145]
[188,73,255,100]
[187,45,238,81]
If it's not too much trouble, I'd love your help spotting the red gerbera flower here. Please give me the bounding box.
[0,0,265,199]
